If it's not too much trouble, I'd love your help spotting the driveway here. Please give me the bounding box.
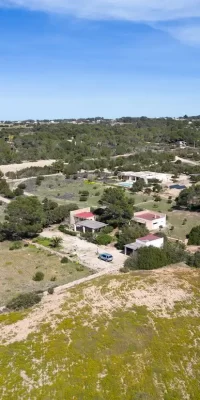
[41,228,127,271]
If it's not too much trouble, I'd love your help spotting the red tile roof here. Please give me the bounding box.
[138,234,159,242]
[136,212,162,221]
[75,212,94,219]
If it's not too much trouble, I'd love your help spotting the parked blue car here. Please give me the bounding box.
[99,253,113,262]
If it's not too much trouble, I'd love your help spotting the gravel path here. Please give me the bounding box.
[41,228,127,272]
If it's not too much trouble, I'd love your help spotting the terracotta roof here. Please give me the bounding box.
[75,212,94,219]
[135,212,162,221]
[137,234,159,242]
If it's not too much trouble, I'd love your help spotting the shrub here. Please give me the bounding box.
[14,187,24,197]
[58,225,77,236]
[102,225,113,234]
[95,191,100,196]
[7,292,41,310]
[79,195,88,202]
[61,256,69,264]
[95,233,112,246]
[36,176,44,186]
[125,246,168,270]
[76,265,84,272]
[188,226,200,245]
[48,287,54,294]
[120,266,129,273]
[50,236,62,248]
[18,182,26,190]
[50,276,56,281]
[9,241,23,250]
[33,271,44,281]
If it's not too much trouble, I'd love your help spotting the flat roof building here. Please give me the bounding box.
[75,220,107,234]
[133,210,166,231]
[118,171,171,184]
[125,234,164,255]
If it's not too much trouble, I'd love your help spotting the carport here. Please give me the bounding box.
[75,220,107,234]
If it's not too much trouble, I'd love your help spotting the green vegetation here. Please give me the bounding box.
[188,225,200,245]
[0,196,78,241]
[6,292,42,310]
[0,270,199,399]
[95,233,112,246]
[99,187,134,227]
[24,175,105,207]
[32,271,44,282]
[125,241,187,270]
[116,223,148,250]
[176,184,200,210]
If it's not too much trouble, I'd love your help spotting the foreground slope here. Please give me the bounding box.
[0,266,200,400]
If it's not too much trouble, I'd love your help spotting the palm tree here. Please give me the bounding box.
[50,236,62,248]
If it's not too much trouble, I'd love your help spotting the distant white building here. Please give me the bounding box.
[118,171,171,184]
[124,234,164,256]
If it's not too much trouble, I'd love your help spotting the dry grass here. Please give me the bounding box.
[0,266,200,399]
[0,241,90,306]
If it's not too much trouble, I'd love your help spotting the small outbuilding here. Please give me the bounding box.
[75,220,107,234]
[124,234,164,256]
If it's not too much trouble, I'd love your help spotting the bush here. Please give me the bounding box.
[187,251,200,268]
[79,195,88,202]
[95,191,100,196]
[102,225,113,234]
[14,187,24,197]
[33,271,44,281]
[7,292,42,310]
[120,266,130,273]
[58,225,77,236]
[36,176,44,186]
[61,256,69,264]
[18,182,26,190]
[188,226,200,245]
[125,246,168,270]
[76,265,84,272]
[48,287,54,294]
[95,233,112,246]
[50,276,56,281]
[9,241,23,250]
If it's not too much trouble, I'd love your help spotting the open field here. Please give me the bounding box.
[0,266,199,399]
[24,175,107,207]
[0,160,56,175]
[134,197,200,240]
[0,242,90,306]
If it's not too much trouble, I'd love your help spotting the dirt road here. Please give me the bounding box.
[41,228,127,271]
[0,160,56,175]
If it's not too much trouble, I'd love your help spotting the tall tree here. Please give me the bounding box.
[99,187,134,227]
[3,196,45,239]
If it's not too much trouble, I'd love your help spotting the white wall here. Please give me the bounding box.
[150,216,166,230]
[136,237,164,249]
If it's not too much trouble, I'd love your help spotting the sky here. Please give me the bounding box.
[0,1,200,119]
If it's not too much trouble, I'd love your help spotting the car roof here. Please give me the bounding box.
[100,253,112,257]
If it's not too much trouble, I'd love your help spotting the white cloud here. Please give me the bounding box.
[1,0,200,22]
[161,24,200,45]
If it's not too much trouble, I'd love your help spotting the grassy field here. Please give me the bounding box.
[0,267,199,399]
[24,175,107,207]
[133,197,200,240]
[0,242,90,306]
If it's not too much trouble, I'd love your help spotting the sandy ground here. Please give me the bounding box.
[41,228,127,271]
[0,265,198,345]
[0,160,56,175]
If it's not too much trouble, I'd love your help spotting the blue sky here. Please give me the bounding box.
[0,1,200,119]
